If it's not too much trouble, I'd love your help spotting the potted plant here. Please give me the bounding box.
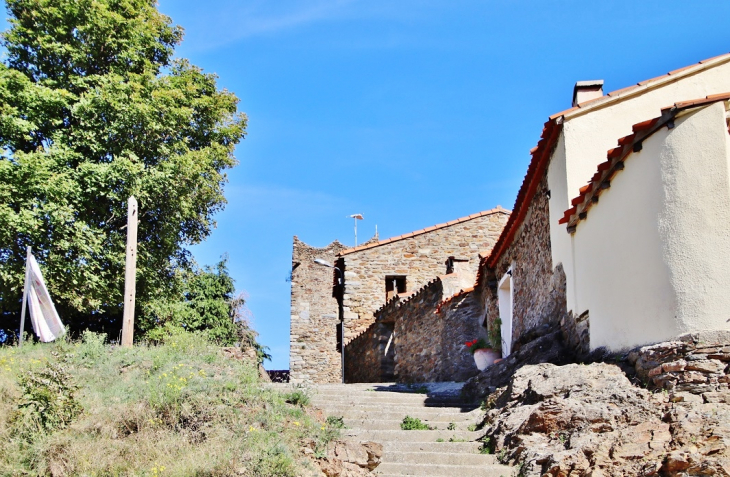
[465,337,501,371]
[488,317,502,351]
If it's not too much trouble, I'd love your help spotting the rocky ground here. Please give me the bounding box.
[479,362,730,476]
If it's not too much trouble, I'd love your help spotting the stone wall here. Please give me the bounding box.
[630,330,730,404]
[344,276,488,383]
[394,283,486,383]
[340,209,509,343]
[481,175,568,353]
[290,237,346,384]
[343,319,394,383]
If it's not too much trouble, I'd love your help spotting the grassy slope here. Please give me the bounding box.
[0,332,332,476]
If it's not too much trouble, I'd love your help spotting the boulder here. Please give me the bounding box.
[481,362,730,476]
[461,327,574,402]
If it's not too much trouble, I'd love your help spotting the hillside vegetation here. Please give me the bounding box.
[0,332,332,476]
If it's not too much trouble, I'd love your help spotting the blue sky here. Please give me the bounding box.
[5,1,730,368]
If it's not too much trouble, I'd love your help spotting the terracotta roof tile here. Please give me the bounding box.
[562,53,730,120]
[436,286,476,314]
[561,92,730,232]
[664,93,730,113]
[668,64,696,75]
[549,107,578,120]
[484,118,562,269]
[617,134,635,146]
[637,74,669,86]
[479,54,730,276]
[632,118,659,132]
[338,206,510,256]
[607,148,622,159]
[699,53,730,64]
[607,85,639,97]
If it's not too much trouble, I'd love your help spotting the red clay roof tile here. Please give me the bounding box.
[561,92,730,232]
[699,53,730,64]
[617,134,635,146]
[549,107,578,120]
[607,85,639,97]
[668,64,696,75]
[479,55,730,280]
[607,148,622,159]
[632,118,658,132]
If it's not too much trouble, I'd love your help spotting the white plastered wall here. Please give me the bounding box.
[571,102,730,350]
[548,59,730,313]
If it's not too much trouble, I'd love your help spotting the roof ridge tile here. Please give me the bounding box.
[338,207,510,256]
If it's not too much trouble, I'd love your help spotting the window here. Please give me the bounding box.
[385,276,407,301]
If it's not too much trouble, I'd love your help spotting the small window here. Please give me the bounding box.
[385,276,407,301]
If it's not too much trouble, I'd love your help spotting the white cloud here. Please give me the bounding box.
[167,0,358,52]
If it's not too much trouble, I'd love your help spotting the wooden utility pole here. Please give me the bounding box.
[18,246,31,347]
[121,196,138,347]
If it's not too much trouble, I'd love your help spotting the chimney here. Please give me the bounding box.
[572,80,604,107]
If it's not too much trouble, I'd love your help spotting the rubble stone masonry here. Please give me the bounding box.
[343,320,394,383]
[339,209,509,344]
[344,275,487,383]
[631,330,730,403]
[391,280,486,383]
[290,237,346,384]
[483,174,569,352]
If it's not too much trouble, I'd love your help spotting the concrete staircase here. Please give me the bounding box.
[305,383,512,477]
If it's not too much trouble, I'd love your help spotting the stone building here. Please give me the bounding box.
[294,52,730,385]
[336,208,509,343]
[290,208,509,384]
[289,237,346,384]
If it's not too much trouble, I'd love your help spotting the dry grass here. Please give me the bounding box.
[0,331,332,476]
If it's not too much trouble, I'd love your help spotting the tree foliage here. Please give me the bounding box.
[144,258,248,346]
[0,0,247,335]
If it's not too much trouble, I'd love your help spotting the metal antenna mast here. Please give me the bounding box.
[349,214,364,246]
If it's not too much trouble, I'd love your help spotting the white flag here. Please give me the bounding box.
[26,254,64,342]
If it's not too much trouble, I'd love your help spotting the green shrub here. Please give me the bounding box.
[284,388,310,407]
[326,416,346,429]
[76,330,107,366]
[400,416,433,430]
[12,356,82,441]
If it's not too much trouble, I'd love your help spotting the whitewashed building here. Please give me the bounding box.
[480,53,730,356]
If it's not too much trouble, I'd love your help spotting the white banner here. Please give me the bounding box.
[26,254,64,342]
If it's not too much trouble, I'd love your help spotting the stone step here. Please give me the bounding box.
[311,392,465,402]
[318,404,478,416]
[310,397,472,412]
[375,441,482,453]
[328,409,480,422]
[272,382,512,474]
[343,418,477,431]
[384,451,497,466]
[342,429,481,442]
[374,462,511,476]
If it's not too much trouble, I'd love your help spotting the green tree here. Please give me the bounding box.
[145,257,271,362]
[0,0,247,335]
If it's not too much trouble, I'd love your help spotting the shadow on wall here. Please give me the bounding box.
[345,276,489,384]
